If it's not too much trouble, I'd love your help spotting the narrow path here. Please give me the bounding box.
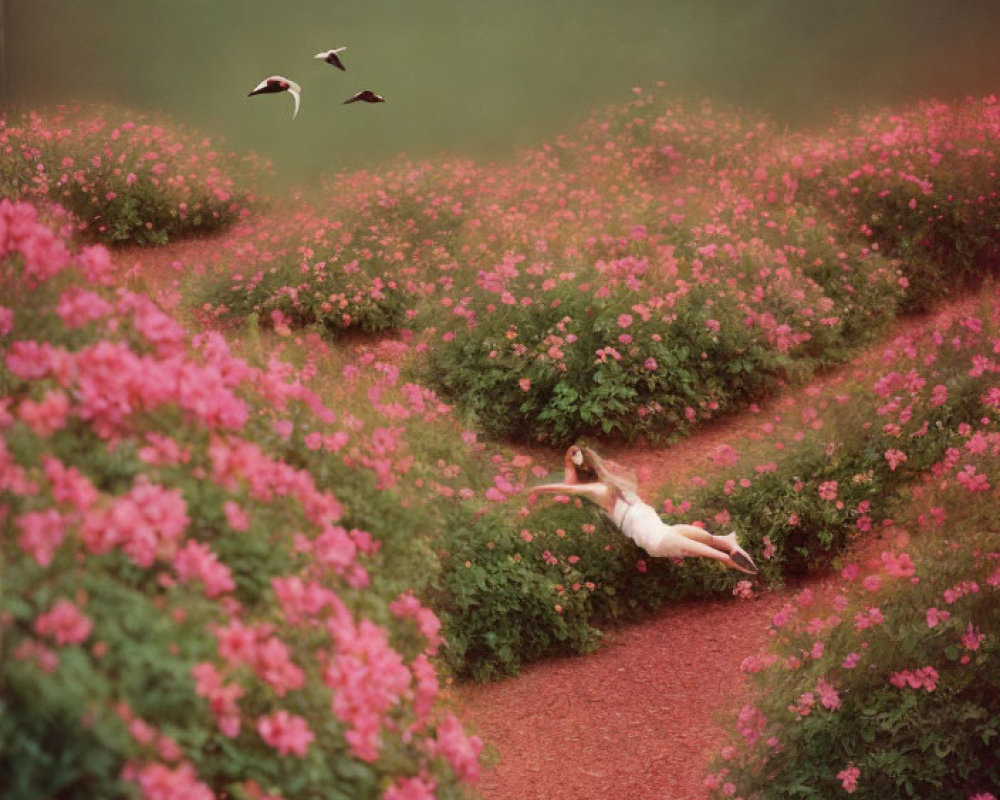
[452,593,784,800]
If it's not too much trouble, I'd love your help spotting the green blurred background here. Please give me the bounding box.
[4,0,1000,187]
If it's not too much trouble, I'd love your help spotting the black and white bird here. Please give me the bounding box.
[315,47,348,71]
[344,89,385,105]
[247,75,302,119]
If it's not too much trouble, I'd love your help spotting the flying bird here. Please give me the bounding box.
[315,47,348,71]
[247,75,302,119]
[344,89,385,105]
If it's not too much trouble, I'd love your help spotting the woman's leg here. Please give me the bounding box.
[672,524,758,574]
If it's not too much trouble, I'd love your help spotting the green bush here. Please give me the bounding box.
[706,473,1000,799]
[0,200,480,800]
[0,106,258,245]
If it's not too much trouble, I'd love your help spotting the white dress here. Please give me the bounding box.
[610,494,687,558]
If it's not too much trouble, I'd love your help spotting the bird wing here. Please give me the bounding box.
[290,89,300,119]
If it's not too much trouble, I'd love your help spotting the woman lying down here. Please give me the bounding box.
[529,445,758,575]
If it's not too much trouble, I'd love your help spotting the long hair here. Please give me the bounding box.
[580,447,640,501]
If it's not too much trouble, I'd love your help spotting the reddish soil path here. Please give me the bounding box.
[452,593,785,800]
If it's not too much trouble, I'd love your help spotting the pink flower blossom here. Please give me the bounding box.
[816,677,841,710]
[429,712,483,782]
[17,509,66,566]
[81,478,189,567]
[324,615,412,762]
[837,764,860,793]
[961,622,985,651]
[172,540,236,597]
[884,448,907,471]
[130,761,213,800]
[34,598,93,645]
[383,776,437,800]
[257,711,314,757]
[881,551,916,578]
[17,389,71,436]
[223,500,250,532]
[926,607,950,628]
[854,606,884,631]
[818,480,839,501]
[389,592,443,654]
[889,665,939,691]
[56,288,113,328]
[190,662,243,737]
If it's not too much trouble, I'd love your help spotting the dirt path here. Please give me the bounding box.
[452,593,784,800]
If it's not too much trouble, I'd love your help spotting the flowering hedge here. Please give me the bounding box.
[786,95,1000,312]
[0,107,258,245]
[705,472,1000,798]
[0,200,481,800]
[195,160,475,336]
[433,284,1000,680]
[696,292,1000,798]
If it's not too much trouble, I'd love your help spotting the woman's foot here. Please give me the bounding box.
[722,532,758,574]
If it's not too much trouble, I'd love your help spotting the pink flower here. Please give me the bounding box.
[818,480,838,501]
[43,456,97,510]
[762,536,775,560]
[617,313,633,328]
[429,712,483,782]
[854,606,884,631]
[324,616,412,762]
[34,598,93,645]
[889,666,939,691]
[957,465,990,493]
[254,636,306,696]
[837,764,860,793]
[518,378,531,392]
[257,711,314,757]
[926,607,950,628]
[56,288,113,328]
[18,389,71,436]
[816,677,841,710]
[223,500,250,532]
[172,540,235,597]
[81,478,189,567]
[961,622,985,651]
[17,509,66,566]
[131,761,213,800]
[881,551,916,578]
[389,592,443,654]
[190,662,243,737]
[884,448,907,471]
[383,776,437,800]
[737,703,766,744]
